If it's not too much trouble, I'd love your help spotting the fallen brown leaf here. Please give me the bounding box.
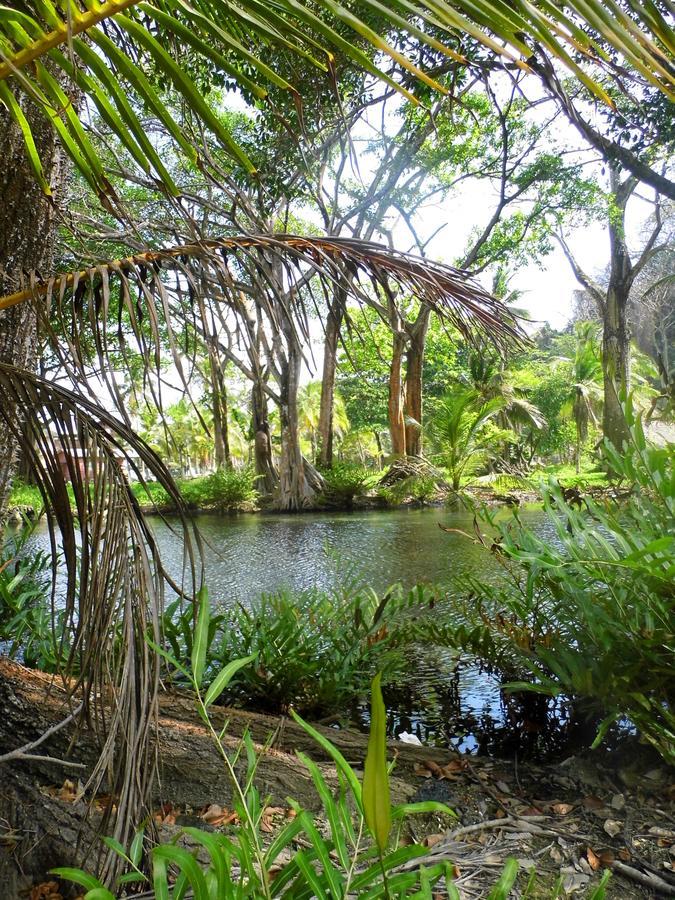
[603,819,623,838]
[552,803,574,816]
[30,882,62,900]
[413,763,433,778]
[424,833,444,849]
[586,848,601,871]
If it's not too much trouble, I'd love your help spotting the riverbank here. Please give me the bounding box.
[6,463,612,521]
[1,658,672,899]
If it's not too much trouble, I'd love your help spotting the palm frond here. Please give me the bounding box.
[0,363,198,878]
[0,1,672,202]
[0,235,526,420]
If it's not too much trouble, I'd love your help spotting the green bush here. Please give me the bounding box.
[131,479,171,508]
[0,521,66,670]
[318,462,375,508]
[180,466,258,509]
[423,409,674,761]
[7,479,44,513]
[161,585,414,716]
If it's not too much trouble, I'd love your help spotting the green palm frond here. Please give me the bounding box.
[0,0,673,201]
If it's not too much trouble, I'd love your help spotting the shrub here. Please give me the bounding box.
[161,585,414,716]
[180,466,258,509]
[423,410,675,761]
[131,480,171,508]
[318,462,375,508]
[7,479,43,514]
[0,520,66,670]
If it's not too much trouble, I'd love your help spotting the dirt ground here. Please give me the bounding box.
[1,659,673,898]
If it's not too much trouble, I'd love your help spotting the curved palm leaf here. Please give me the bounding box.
[0,363,199,878]
[0,0,672,201]
[0,234,524,414]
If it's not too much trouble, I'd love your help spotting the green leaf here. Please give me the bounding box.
[204,653,256,707]
[486,858,520,899]
[191,584,210,688]
[146,637,191,680]
[362,672,391,852]
[153,845,209,900]
[291,708,362,810]
[49,868,106,893]
[0,82,51,194]
[392,800,457,819]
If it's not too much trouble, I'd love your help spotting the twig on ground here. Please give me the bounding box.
[0,702,84,766]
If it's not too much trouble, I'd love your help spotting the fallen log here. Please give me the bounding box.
[0,658,446,895]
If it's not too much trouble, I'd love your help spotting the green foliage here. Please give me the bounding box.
[131,480,172,508]
[0,520,65,670]
[208,586,410,716]
[377,473,439,505]
[428,389,512,491]
[435,410,675,761]
[132,468,258,510]
[158,583,421,716]
[318,463,376,508]
[7,479,43,514]
[180,467,258,509]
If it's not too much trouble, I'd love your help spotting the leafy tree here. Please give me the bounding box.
[558,323,604,473]
[428,388,511,490]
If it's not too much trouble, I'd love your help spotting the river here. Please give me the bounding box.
[26,504,579,756]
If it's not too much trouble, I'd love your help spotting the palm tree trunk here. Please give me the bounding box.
[388,332,407,457]
[317,289,345,468]
[0,93,63,523]
[403,306,431,457]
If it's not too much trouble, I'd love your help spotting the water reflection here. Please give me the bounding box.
[25,505,580,756]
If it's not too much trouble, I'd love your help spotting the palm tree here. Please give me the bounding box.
[0,1,672,206]
[298,381,349,462]
[0,0,672,882]
[559,323,604,473]
[428,387,510,491]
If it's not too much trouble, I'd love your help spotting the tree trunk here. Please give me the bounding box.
[403,307,431,457]
[317,290,345,468]
[207,343,231,469]
[251,376,277,495]
[277,334,317,510]
[388,332,407,457]
[0,95,62,521]
[602,168,634,451]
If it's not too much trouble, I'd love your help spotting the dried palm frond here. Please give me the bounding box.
[0,363,199,878]
[0,235,525,408]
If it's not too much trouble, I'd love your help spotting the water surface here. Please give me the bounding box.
[27,505,576,756]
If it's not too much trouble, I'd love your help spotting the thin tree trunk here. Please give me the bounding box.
[388,332,407,457]
[403,306,431,457]
[0,91,63,522]
[317,289,345,468]
[207,343,230,468]
[251,376,277,495]
[602,169,634,451]
[278,335,316,510]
